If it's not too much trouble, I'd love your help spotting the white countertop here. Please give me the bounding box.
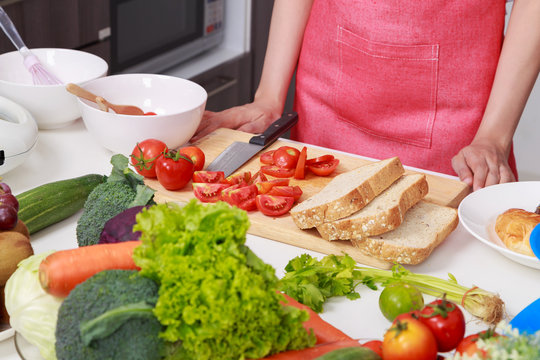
[1,119,540,359]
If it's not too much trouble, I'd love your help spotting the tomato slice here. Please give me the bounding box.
[221,184,258,211]
[308,158,339,176]
[294,146,308,180]
[260,165,295,178]
[267,185,303,201]
[192,183,230,203]
[192,170,225,183]
[255,195,295,217]
[260,150,275,165]
[273,146,301,169]
[249,170,269,184]
[255,178,292,194]
[222,171,251,185]
[306,155,334,166]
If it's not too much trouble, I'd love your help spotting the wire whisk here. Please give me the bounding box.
[0,7,62,85]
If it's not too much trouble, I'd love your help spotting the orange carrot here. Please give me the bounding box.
[261,339,362,360]
[280,293,353,344]
[39,241,141,298]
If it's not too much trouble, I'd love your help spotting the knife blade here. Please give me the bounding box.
[205,111,299,177]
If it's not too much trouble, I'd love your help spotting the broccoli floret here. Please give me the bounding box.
[55,270,165,360]
[76,181,136,247]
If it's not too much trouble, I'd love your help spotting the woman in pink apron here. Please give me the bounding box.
[193,0,540,191]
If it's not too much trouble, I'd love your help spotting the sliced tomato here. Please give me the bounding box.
[294,146,308,180]
[192,170,225,183]
[306,155,335,166]
[255,195,295,217]
[255,179,291,194]
[260,150,275,165]
[308,158,339,176]
[260,165,295,178]
[221,184,258,211]
[267,185,303,201]
[222,171,251,185]
[192,183,230,203]
[273,146,301,169]
[249,170,269,184]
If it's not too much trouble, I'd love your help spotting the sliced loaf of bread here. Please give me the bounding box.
[351,201,458,265]
[316,173,429,240]
[290,157,404,229]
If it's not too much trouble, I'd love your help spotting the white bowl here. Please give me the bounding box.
[0,48,108,129]
[0,96,39,175]
[77,74,207,155]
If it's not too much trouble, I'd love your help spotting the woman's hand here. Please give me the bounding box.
[191,101,282,142]
[452,138,515,191]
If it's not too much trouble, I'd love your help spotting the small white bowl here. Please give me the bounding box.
[0,96,38,175]
[77,74,207,155]
[0,48,108,129]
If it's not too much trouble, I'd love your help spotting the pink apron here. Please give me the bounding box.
[291,0,517,177]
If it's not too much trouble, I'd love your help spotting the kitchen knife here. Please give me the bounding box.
[205,111,298,177]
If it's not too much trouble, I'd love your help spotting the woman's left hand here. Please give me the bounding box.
[452,138,516,191]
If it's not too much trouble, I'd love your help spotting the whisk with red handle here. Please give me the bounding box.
[0,6,62,85]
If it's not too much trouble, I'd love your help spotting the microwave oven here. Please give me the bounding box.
[110,0,225,74]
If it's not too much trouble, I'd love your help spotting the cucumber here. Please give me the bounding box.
[16,174,106,235]
[315,347,381,360]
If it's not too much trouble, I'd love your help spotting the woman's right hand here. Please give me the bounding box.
[190,100,283,142]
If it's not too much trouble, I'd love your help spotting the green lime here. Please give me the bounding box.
[378,283,424,321]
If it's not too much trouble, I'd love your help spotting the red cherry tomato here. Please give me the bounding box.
[455,329,499,359]
[294,146,308,180]
[221,184,258,211]
[260,165,295,178]
[144,111,157,116]
[308,158,339,176]
[255,179,291,194]
[192,183,231,203]
[249,170,269,184]
[361,340,383,357]
[192,171,225,183]
[130,139,168,178]
[306,155,335,166]
[155,150,194,190]
[178,146,205,171]
[267,185,303,202]
[255,195,295,217]
[222,171,251,185]
[260,150,275,165]
[418,298,466,352]
[273,146,301,169]
[382,317,438,360]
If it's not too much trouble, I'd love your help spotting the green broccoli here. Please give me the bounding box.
[55,270,165,360]
[76,154,155,247]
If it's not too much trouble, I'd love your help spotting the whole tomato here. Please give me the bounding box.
[379,283,424,321]
[382,317,438,360]
[455,329,499,359]
[418,298,466,352]
[155,150,194,190]
[178,146,205,171]
[130,139,168,178]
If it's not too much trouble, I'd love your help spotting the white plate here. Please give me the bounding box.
[0,326,15,342]
[458,181,540,269]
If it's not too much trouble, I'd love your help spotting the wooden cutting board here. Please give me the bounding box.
[145,128,470,269]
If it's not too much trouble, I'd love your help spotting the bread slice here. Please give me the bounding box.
[351,201,458,264]
[290,157,404,229]
[316,173,429,240]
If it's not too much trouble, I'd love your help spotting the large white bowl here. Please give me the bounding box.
[0,48,108,129]
[77,74,207,155]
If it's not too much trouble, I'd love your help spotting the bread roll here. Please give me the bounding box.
[495,208,540,256]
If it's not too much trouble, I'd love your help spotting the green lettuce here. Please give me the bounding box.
[132,200,315,360]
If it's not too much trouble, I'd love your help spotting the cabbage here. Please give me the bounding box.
[4,251,63,360]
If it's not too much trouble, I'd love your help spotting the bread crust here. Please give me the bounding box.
[290,157,404,229]
[316,174,428,240]
[495,208,540,256]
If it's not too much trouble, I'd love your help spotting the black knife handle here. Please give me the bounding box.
[249,112,299,147]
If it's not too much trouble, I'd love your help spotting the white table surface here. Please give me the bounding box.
[1,119,540,359]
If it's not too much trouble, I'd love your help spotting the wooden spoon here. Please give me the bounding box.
[66,83,145,116]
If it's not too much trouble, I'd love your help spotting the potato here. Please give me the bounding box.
[0,231,34,286]
[11,220,30,239]
[0,286,8,326]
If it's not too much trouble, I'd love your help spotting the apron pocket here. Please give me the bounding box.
[334,26,439,148]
